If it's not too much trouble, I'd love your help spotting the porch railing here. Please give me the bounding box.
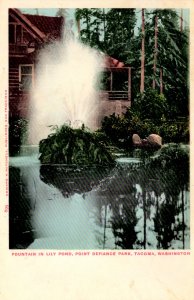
[100,91,129,100]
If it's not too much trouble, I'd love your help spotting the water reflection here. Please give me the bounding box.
[9,167,35,248]
[39,165,113,198]
[9,151,190,249]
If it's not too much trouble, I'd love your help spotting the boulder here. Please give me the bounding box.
[147,134,162,147]
[132,134,142,146]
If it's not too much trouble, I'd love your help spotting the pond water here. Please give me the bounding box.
[9,151,190,250]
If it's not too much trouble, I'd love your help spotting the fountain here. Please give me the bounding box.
[28,25,104,145]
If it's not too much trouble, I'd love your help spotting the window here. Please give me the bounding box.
[19,65,34,91]
[9,23,22,44]
[100,69,128,91]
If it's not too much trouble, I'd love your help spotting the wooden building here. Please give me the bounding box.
[9,8,63,118]
[9,8,131,122]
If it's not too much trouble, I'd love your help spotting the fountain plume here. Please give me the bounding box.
[28,25,104,145]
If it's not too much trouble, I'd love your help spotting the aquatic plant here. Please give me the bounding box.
[39,124,115,165]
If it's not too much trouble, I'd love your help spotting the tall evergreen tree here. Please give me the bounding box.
[75,8,136,60]
[146,9,189,116]
[104,9,136,61]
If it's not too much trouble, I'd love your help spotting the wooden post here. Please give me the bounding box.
[140,9,145,93]
[110,71,113,91]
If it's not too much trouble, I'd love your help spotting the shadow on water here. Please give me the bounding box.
[9,167,35,249]
[39,164,114,198]
[9,145,190,249]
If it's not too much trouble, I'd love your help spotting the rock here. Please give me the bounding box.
[146,134,162,147]
[132,133,162,149]
[132,134,142,146]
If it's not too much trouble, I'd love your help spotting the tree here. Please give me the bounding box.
[55,8,68,18]
[145,9,189,116]
[140,9,145,93]
[75,8,136,60]
[75,9,93,45]
[104,9,136,61]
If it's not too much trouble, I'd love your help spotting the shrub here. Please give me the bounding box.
[148,143,189,189]
[9,117,28,156]
[132,88,168,120]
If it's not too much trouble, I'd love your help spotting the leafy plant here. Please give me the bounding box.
[39,124,115,165]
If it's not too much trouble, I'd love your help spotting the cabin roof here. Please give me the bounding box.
[9,9,63,41]
[23,14,64,37]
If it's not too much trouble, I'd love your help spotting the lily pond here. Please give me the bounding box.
[9,146,190,250]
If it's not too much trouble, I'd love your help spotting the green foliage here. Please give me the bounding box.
[76,8,189,118]
[76,8,136,60]
[39,124,115,165]
[100,88,189,147]
[155,143,189,166]
[132,88,168,120]
[148,143,189,191]
[145,9,189,116]
[158,120,189,143]
[9,117,28,156]
[101,114,128,144]
[104,9,136,61]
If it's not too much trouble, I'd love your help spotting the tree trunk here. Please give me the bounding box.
[77,19,81,35]
[160,68,163,94]
[180,9,183,33]
[103,8,106,43]
[140,9,145,93]
[153,15,158,89]
[86,10,90,41]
